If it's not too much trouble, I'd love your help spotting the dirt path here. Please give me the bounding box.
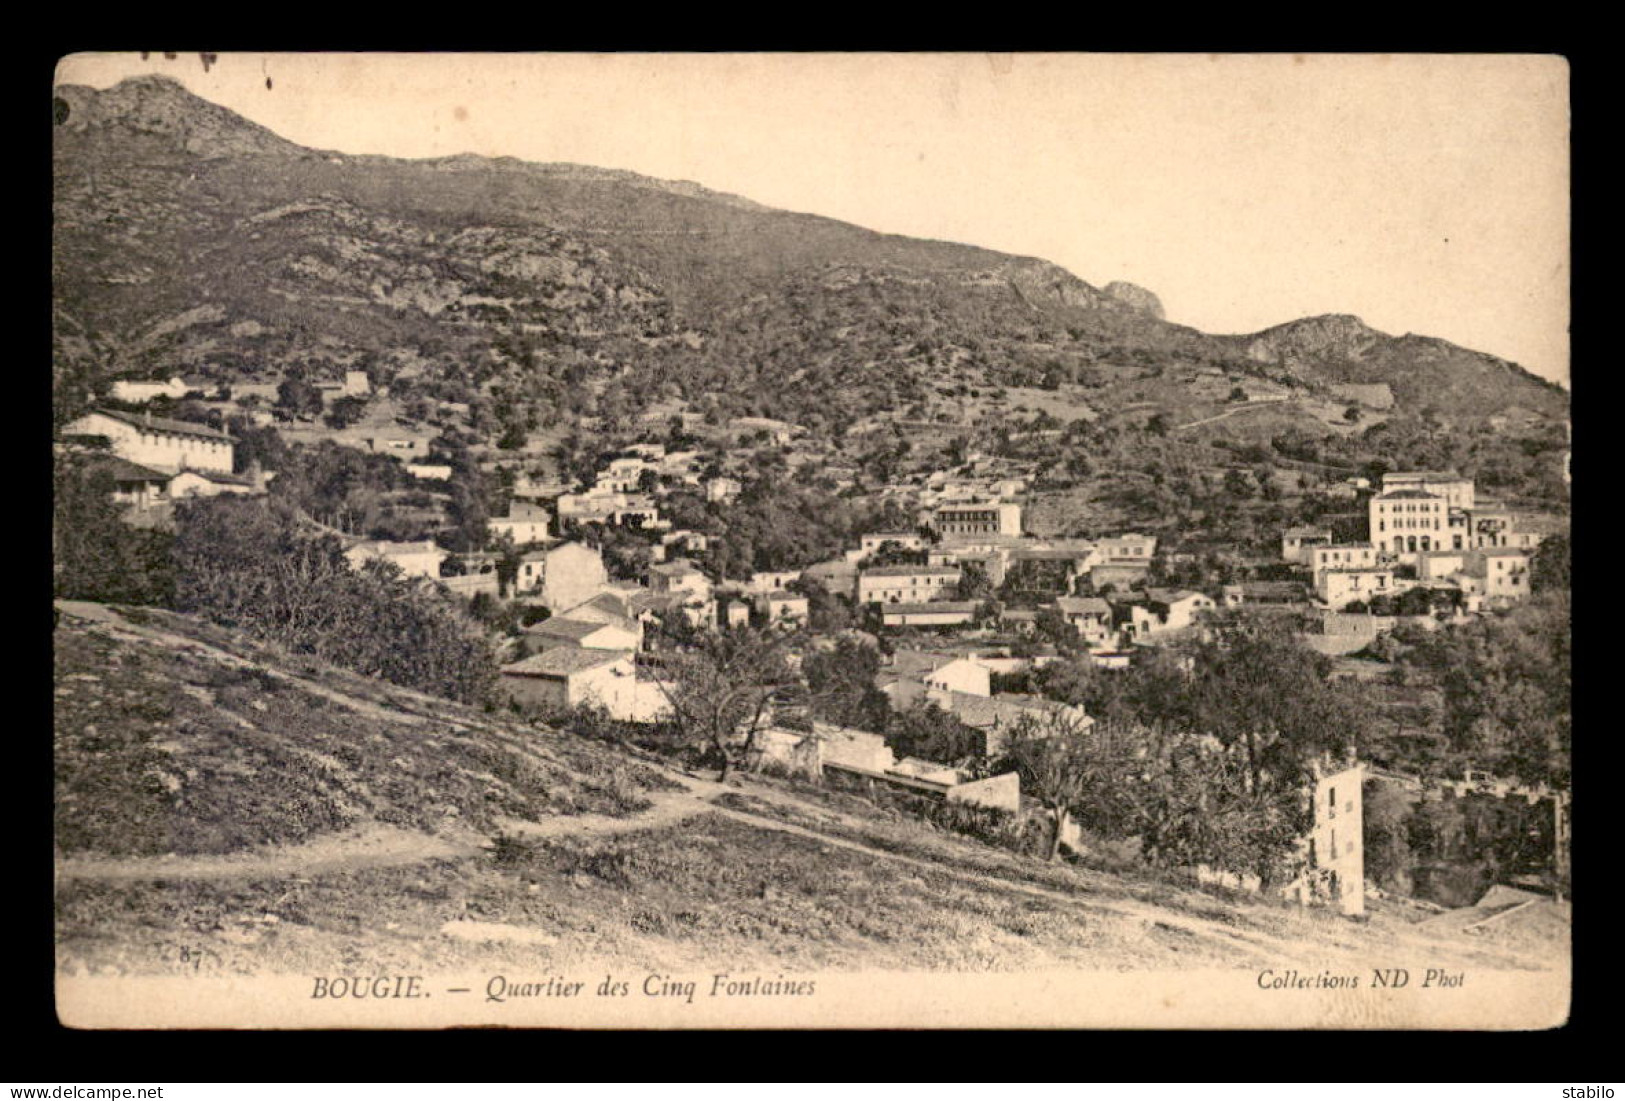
[56,825,480,883]
[1174,398,1293,431]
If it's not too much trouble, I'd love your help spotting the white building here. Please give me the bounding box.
[515,542,610,611]
[489,502,552,546]
[344,540,446,580]
[924,501,1023,538]
[500,648,653,719]
[858,565,962,605]
[1315,567,1400,610]
[110,376,189,403]
[1369,489,1448,561]
[63,409,234,475]
[1293,759,1366,916]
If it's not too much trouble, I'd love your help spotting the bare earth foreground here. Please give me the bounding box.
[54,603,1567,992]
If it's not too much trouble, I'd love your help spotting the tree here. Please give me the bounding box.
[1531,533,1570,593]
[802,637,891,732]
[885,701,984,766]
[172,497,498,704]
[274,377,323,421]
[1003,710,1096,861]
[647,628,796,782]
[325,394,370,429]
[1185,611,1356,794]
[52,451,176,606]
[1363,781,1417,892]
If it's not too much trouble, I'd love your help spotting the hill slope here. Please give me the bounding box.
[55,603,1566,983]
[53,75,1566,438]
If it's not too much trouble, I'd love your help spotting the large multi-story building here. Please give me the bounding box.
[63,409,235,474]
[1369,488,1448,560]
[857,565,962,605]
[923,501,1023,538]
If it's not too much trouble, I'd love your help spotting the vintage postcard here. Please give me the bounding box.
[51,52,1571,1030]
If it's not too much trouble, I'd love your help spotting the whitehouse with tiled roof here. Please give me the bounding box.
[63,409,234,474]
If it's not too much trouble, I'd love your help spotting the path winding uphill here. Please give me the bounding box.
[53,601,1566,976]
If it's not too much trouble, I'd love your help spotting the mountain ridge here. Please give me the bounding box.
[53,74,1568,434]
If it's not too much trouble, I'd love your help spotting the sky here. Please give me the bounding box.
[56,52,1570,387]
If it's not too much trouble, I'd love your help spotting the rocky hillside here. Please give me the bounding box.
[1237,314,1567,420]
[54,602,1566,987]
[53,75,1566,443]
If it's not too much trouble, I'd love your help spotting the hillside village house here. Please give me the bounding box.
[1119,589,1215,641]
[488,501,552,546]
[1315,566,1400,610]
[515,542,609,612]
[704,476,743,503]
[877,651,991,708]
[754,722,1022,812]
[110,376,190,403]
[1289,758,1366,916]
[1456,548,1532,605]
[857,565,962,605]
[717,595,753,630]
[167,468,263,499]
[363,433,434,460]
[923,501,1023,538]
[648,559,712,600]
[743,570,802,594]
[1055,596,1115,646]
[405,462,454,481]
[881,601,979,628]
[1281,526,1334,565]
[63,409,235,474]
[343,539,446,580]
[755,590,809,627]
[561,590,657,639]
[499,647,652,719]
[928,690,1093,758]
[1310,543,1379,581]
[91,456,172,510]
[519,616,641,657]
[859,532,926,558]
[1094,533,1158,562]
[1417,549,1471,583]
[1384,470,1475,511]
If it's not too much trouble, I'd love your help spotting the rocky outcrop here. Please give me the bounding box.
[1103,281,1165,320]
[1245,314,1381,365]
[54,75,305,159]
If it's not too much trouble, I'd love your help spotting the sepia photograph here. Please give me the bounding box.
[50,51,1571,1030]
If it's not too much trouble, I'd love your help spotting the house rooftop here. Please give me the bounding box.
[884,601,979,615]
[1386,470,1464,480]
[90,408,234,442]
[500,647,631,678]
[650,560,703,577]
[523,616,616,640]
[862,565,962,577]
[1376,489,1443,500]
[1284,526,1333,539]
[1056,596,1112,615]
[1144,588,1205,605]
[348,539,441,556]
[89,456,170,483]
